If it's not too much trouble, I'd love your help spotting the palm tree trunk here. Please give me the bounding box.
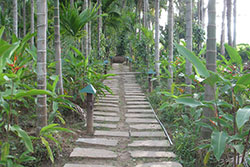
[167,0,174,91]
[83,0,88,57]
[185,0,192,94]
[36,0,47,134]
[155,0,160,76]
[23,0,26,37]
[97,0,102,58]
[70,0,74,7]
[88,0,92,54]
[200,0,205,29]
[13,0,18,36]
[233,0,236,47]
[54,0,63,95]
[202,0,217,139]
[221,0,226,55]
[143,0,147,28]
[227,0,232,46]
[31,0,35,46]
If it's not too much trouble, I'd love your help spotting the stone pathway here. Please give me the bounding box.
[64,64,182,167]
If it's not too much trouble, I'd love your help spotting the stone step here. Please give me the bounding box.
[125,93,145,96]
[94,123,117,129]
[130,131,165,138]
[97,100,119,104]
[100,97,119,101]
[70,148,117,159]
[125,113,154,118]
[94,111,117,116]
[127,109,153,113]
[126,105,151,109]
[135,162,182,167]
[76,138,118,146]
[94,103,119,107]
[94,130,129,137]
[64,164,115,167]
[125,98,147,101]
[94,116,120,122]
[94,107,119,112]
[128,140,170,148]
[125,96,146,99]
[126,101,149,105]
[129,151,176,158]
[129,124,161,130]
[126,118,158,123]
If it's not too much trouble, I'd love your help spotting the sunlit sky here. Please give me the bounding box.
[160,0,250,44]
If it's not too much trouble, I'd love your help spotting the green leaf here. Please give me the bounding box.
[1,142,10,161]
[225,44,242,70]
[211,131,228,161]
[0,26,5,39]
[236,73,250,86]
[40,124,59,135]
[232,144,244,154]
[40,137,54,163]
[203,151,210,166]
[175,43,210,78]
[236,106,250,129]
[175,97,204,108]
[15,89,53,99]
[9,125,33,152]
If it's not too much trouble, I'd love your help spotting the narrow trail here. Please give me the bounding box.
[64,64,182,167]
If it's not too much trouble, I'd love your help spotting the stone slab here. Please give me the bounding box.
[100,97,118,101]
[94,111,117,116]
[125,96,146,99]
[127,109,153,113]
[126,101,149,105]
[94,130,129,137]
[128,140,170,147]
[94,116,120,122]
[94,107,119,112]
[126,98,147,101]
[129,151,176,158]
[129,124,161,130]
[95,103,118,107]
[76,138,118,146]
[130,131,165,137]
[94,123,117,129]
[64,164,115,167]
[70,148,117,158]
[126,118,157,123]
[126,105,151,109]
[125,113,154,118]
[125,93,145,96]
[97,100,119,104]
[135,162,182,167]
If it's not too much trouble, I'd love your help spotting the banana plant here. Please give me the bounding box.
[174,43,250,165]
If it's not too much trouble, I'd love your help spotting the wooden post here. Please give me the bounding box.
[104,64,107,74]
[126,57,129,65]
[86,93,94,135]
[148,74,153,93]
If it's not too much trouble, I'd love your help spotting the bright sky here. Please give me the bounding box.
[160,0,250,44]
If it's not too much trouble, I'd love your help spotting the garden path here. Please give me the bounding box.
[63,64,182,167]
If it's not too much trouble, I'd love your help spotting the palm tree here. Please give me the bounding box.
[88,0,92,54]
[202,0,217,139]
[154,0,160,76]
[185,0,192,94]
[31,0,35,46]
[13,0,18,36]
[84,0,89,57]
[167,0,174,91]
[23,0,26,37]
[36,0,47,133]
[221,0,226,55]
[227,0,232,46]
[233,0,236,47]
[97,0,102,57]
[54,0,63,95]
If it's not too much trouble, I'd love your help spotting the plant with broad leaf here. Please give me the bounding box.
[175,43,250,166]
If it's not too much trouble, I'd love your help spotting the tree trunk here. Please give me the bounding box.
[31,0,35,46]
[54,0,63,95]
[23,0,26,37]
[88,0,92,54]
[97,0,102,58]
[227,0,232,46]
[202,0,217,139]
[36,0,47,134]
[13,0,18,36]
[233,0,236,47]
[221,0,226,55]
[83,0,88,57]
[143,0,147,28]
[185,0,192,94]
[155,0,160,76]
[200,0,205,29]
[70,0,74,7]
[167,0,174,91]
